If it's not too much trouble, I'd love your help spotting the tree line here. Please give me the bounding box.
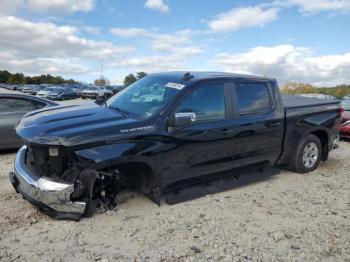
[1,69,148,86]
[0,70,77,85]
[92,72,147,86]
[280,82,350,99]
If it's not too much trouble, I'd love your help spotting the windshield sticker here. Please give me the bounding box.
[120,125,155,134]
[165,82,185,90]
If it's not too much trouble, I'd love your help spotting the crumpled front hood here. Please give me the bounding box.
[16,102,143,147]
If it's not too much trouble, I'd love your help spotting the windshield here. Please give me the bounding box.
[341,100,350,111]
[106,76,184,118]
[43,87,54,92]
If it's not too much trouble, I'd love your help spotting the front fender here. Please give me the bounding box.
[74,141,159,170]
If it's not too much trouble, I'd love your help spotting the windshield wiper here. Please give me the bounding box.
[109,106,131,117]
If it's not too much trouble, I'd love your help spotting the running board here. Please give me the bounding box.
[164,168,279,205]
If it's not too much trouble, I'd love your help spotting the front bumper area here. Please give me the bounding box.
[9,146,86,220]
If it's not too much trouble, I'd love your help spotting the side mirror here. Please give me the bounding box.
[173,112,196,127]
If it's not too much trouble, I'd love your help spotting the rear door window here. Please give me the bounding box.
[235,82,271,116]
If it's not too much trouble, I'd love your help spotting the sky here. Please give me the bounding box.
[0,0,350,86]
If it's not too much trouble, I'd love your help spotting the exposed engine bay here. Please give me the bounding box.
[10,144,145,220]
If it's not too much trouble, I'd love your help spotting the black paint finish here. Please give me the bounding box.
[15,72,341,194]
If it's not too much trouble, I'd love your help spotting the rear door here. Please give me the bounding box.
[0,98,45,149]
[229,81,284,168]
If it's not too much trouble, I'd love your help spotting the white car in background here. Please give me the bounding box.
[37,87,56,99]
[80,86,113,99]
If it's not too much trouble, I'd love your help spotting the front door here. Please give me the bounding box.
[161,82,237,189]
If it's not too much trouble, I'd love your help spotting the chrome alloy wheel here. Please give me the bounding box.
[302,142,319,168]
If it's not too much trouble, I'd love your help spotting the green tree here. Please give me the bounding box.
[94,77,110,86]
[0,70,11,83]
[0,70,78,85]
[7,73,25,84]
[136,71,147,79]
[123,73,137,86]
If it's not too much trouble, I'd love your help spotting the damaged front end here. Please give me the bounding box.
[9,145,125,220]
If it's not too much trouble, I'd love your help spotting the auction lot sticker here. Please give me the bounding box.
[166,82,185,90]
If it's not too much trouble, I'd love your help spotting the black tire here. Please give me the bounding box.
[290,134,322,173]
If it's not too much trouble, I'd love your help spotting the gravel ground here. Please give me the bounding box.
[0,88,349,261]
[0,141,349,261]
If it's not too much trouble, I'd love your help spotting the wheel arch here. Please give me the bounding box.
[309,130,329,161]
[114,161,157,193]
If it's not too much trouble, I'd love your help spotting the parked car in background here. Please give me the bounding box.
[16,85,26,92]
[70,84,85,95]
[79,86,98,99]
[105,86,116,95]
[29,85,44,95]
[105,85,124,94]
[7,85,18,91]
[343,95,350,100]
[80,86,113,99]
[21,85,35,94]
[340,100,350,139]
[36,87,56,99]
[47,87,77,100]
[0,94,58,150]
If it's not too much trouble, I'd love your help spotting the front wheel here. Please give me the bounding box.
[290,134,322,173]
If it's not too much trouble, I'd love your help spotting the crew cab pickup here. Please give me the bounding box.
[9,72,342,220]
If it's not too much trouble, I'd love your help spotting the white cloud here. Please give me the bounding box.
[208,6,279,32]
[144,0,170,13]
[0,52,90,75]
[0,0,94,15]
[110,28,151,38]
[0,16,132,59]
[27,0,94,13]
[82,26,101,35]
[287,0,350,13]
[0,16,133,77]
[111,54,198,74]
[213,44,350,86]
[110,28,203,56]
[0,0,22,15]
[109,29,203,72]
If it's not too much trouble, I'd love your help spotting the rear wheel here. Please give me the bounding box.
[290,134,322,173]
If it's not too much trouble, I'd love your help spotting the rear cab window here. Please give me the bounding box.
[234,82,271,116]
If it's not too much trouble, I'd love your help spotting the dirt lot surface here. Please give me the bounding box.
[0,88,349,261]
[0,139,349,261]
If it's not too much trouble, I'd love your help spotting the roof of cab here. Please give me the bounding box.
[150,71,275,84]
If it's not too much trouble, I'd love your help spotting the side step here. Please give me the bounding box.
[164,168,279,205]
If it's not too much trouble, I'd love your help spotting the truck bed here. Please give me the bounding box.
[282,95,339,109]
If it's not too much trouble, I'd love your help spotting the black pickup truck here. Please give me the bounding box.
[9,72,341,220]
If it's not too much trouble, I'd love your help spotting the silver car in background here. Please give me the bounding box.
[0,93,58,150]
